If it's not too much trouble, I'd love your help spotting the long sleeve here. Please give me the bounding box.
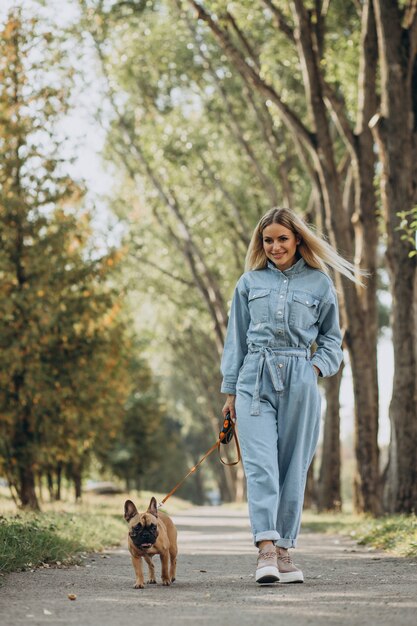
[310,286,343,378]
[220,277,250,394]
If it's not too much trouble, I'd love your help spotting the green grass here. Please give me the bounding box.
[354,515,417,556]
[302,510,417,557]
[0,511,125,574]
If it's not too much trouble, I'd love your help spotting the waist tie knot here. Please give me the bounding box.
[248,346,309,416]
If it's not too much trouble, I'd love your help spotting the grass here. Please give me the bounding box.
[0,488,190,577]
[301,509,417,557]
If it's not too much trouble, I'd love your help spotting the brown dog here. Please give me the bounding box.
[124,496,177,589]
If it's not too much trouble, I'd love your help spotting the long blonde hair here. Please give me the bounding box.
[245,207,367,286]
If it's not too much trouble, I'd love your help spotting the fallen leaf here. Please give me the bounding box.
[68,594,77,601]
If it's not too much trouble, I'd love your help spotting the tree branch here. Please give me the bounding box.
[262,0,295,43]
[187,0,316,154]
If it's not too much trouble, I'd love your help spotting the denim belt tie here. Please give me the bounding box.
[248,346,310,416]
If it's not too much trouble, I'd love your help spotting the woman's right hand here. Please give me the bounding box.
[222,394,236,422]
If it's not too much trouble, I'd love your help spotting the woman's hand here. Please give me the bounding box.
[222,394,236,422]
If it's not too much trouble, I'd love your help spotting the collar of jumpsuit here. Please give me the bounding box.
[266,255,306,275]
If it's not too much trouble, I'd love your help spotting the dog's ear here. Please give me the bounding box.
[147,496,158,518]
[124,500,138,522]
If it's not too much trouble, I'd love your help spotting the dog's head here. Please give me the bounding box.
[124,497,159,551]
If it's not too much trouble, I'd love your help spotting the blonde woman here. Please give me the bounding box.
[221,207,364,585]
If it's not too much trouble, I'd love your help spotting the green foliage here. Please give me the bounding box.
[97,347,189,497]
[0,8,135,507]
[397,208,417,258]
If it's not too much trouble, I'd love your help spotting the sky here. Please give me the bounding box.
[1,0,393,446]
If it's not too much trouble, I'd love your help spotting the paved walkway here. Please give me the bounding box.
[1,506,416,625]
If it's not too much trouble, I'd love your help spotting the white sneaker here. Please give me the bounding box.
[255,546,280,584]
[276,547,304,583]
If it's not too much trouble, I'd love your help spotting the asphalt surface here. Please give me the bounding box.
[1,505,416,625]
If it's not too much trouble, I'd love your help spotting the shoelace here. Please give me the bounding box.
[277,550,293,564]
[258,550,277,562]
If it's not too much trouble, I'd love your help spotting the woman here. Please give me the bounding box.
[221,207,365,585]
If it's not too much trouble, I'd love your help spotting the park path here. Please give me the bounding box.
[0,505,416,626]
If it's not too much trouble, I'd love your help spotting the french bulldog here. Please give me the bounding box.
[124,496,177,589]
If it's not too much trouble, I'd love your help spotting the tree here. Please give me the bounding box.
[0,10,132,508]
[370,0,417,513]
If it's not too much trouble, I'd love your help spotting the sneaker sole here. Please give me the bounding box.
[278,571,304,583]
[255,566,280,584]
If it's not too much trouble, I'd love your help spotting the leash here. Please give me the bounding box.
[157,413,241,509]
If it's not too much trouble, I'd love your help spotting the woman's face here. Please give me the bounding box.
[262,223,300,271]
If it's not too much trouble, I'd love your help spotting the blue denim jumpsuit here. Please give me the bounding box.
[221,257,343,548]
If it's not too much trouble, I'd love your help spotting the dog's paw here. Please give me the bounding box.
[134,582,145,589]
[147,579,157,584]
[171,577,176,583]
[162,578,171,586]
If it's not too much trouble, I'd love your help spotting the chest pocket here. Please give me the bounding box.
[248,289,271,324]
[290,290,321,329]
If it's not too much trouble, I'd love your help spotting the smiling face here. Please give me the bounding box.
[262,223,300,271]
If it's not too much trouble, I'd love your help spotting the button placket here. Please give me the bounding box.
[276,277,288,339]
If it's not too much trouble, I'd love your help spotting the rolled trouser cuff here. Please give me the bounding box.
[254,530,281,545]
[275,538,296,548]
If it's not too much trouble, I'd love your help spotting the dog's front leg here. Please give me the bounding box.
[131,555,145,589]
[144,554,156,584]
[159,551,171,586]
[169,545,177,583]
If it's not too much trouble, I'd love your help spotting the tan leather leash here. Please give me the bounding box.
[157,415,241,509]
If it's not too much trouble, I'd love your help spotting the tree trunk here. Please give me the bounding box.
[318,365,344,511]
[74,468,82,501]
[47,470,54,501]
[371,0,417,513]
[56,463,62,501]
[291,0,381,514]
[18,464,40,510]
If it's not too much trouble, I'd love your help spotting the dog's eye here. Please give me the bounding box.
[149,524,156,530]
[134,523,142,531]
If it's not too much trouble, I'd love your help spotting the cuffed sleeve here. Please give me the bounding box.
[220,277,250,394]
[310,286,343,378]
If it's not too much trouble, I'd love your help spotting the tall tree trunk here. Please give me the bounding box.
[318,365,344,511]
[18,464,40,510]
[74,467,82,501]
[47,470,54,501]
[371,0,417,513]
[56,463,62,501]
[291,0,381,514]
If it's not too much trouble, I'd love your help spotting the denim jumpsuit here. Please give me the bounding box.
[221,257,343,548]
